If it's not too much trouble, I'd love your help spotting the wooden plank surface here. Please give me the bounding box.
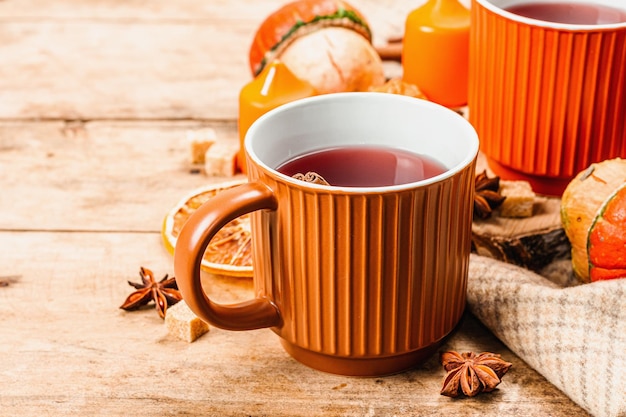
[0,120,236,231]
[0,0,406,120]
[0,232,586,417]
[0,0,590,415]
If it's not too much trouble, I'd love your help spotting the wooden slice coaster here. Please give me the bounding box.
[471,195,571,272]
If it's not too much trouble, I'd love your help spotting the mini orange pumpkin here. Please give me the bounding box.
[248,0,372,76]
[248,0,385,94]
[587,184,626,281]
[561,158,626,282]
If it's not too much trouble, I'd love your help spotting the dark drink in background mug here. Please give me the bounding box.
[505,1,626,24]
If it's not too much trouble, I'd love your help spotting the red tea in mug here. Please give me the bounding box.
[505,2,626,25]
[276,145,447,187]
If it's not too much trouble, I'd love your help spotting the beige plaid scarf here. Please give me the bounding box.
[467,255,626,417]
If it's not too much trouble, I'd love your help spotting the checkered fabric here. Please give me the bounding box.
[467,254,626,417]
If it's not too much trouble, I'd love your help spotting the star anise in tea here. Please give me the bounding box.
[120,267,182,319]
[474,170,506,220]
[440,351,512,398]
[292,171,330,185]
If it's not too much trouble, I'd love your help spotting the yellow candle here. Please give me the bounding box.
[238,60,316,173]
[402,0,470,108]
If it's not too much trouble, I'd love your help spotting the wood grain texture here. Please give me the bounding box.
[0,0,589,415]
[0,232,586,417]
[0,120,240,231]
[0,0,405,120]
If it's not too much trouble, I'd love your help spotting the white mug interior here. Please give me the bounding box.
[475,0,626,30]
[244,92,479,191]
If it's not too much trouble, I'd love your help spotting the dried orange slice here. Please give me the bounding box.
[162,178,253,278]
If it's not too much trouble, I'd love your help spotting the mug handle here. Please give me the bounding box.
[174,181,281,330]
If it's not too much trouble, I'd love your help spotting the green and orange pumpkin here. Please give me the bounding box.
[247,0,385,94]
[561,158,626,282]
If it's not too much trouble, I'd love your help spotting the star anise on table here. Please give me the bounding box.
[120,267,182,319]
[474,170,506,220]
[440,351,512,398]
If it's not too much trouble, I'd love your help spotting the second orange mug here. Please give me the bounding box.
[174,93,479,376]
[469,0,626,196]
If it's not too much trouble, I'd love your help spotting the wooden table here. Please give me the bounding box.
[0,1,590,415]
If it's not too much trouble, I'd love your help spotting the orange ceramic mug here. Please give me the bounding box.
[469,0,626,196]
[174,93,479,376]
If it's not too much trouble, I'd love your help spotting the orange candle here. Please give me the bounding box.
[402,0,470,108]
[238,60,316,173]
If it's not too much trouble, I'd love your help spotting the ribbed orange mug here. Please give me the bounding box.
[174,93,479,376]
[469,0,626,196]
